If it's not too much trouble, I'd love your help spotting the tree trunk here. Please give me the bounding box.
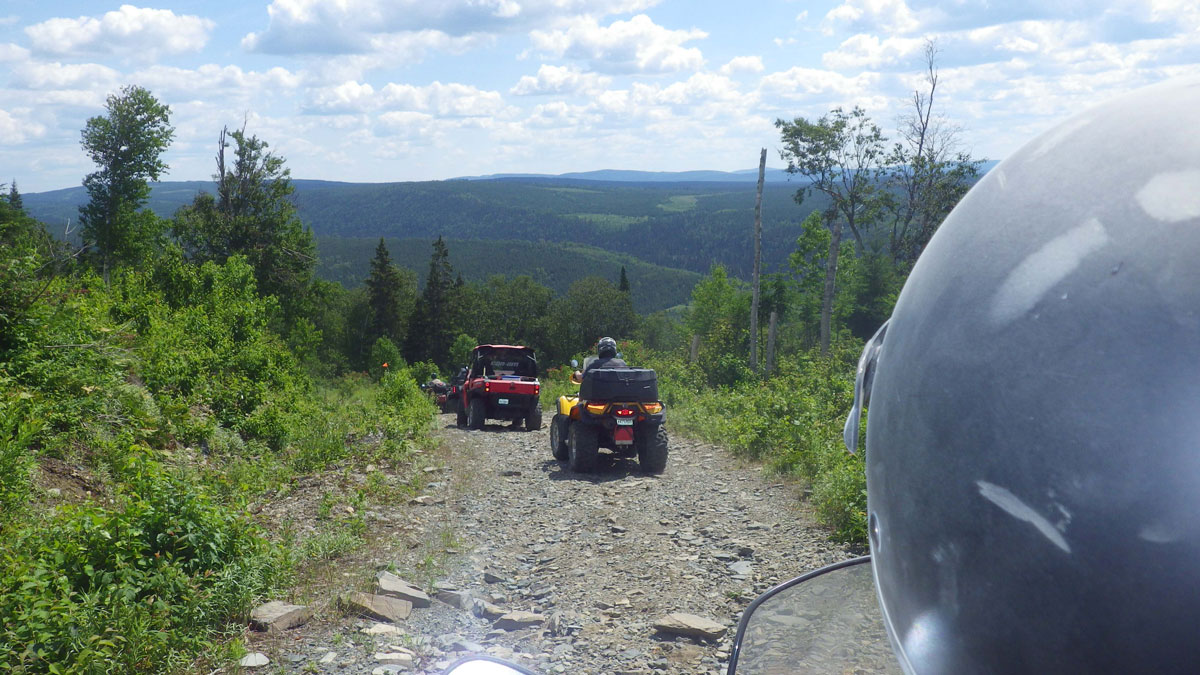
[690,334,701,363]
[765,310,778,377]
[820,218,842,356]
[750,148,765,373]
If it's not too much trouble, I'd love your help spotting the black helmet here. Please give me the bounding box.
[853,77,1200,673]
[597,337,618,358]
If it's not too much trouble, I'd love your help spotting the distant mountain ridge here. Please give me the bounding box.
[456,168,800,183]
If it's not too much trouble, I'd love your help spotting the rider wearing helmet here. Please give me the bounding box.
[582,336,627,376]
[847,77,1200,673]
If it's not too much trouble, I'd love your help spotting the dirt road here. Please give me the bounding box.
[248,413,857,674]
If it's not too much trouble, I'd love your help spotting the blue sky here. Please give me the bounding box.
[3,1,1199,192]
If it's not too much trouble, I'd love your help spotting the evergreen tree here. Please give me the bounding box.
[408,236,458,367]
[6,181,22,211]
[364,238,414,347]
[618,265,630,294]
[79,85,175,277]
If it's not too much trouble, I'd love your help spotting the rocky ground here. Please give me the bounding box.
[241,413,860,675]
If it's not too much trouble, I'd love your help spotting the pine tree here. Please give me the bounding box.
[618,265,630,294]
[365,238,403,345]
[7,180,22,211]
[408,236,458,366]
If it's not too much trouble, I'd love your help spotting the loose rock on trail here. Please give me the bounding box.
[245,413,857,674]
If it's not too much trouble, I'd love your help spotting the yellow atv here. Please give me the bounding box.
[549,358,668,474]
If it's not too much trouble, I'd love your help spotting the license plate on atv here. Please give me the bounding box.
[616,418,633,426]
[498,398,509,405]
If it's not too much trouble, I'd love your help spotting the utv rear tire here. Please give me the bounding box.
[468,397,485,430]
[568,422,598,473]
[455,400,467,427]
[637,424,669,474]
[549,414,569,460]
[525,403,543,431]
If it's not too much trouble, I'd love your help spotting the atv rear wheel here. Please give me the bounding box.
[455,400,467,427]
[468,397,486,430]
[525,403,543,431]
[549,414,569,460]
[637,423,669,474]
[568,422,598,473]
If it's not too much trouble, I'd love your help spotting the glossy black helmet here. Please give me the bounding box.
[852,77,1200,673]
[597,336,618,358]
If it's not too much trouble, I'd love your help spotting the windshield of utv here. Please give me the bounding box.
[472,348,536,378]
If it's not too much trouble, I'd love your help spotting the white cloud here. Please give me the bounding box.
[139,64,303,93]
[243,0,663,54]
[0,108,47,145]
[822,34,924,69]
[25,5,214,60]
[657,72,742,105]
[379,81,508,117]
[823,0,922,35]
[759,66,881,99]
[306,80,376,113]
[0,43,30,62]
[719,55,764,75]
[510,64,611,95]
[529,14,706,73]
[10,62,121,90]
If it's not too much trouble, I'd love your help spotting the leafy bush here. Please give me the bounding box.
[368,336,403,381]
[635,338,867,543]
[0,459,286,672]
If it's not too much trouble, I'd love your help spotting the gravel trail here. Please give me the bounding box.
[247,413,857,674]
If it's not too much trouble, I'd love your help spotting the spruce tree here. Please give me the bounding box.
[618,265,630,294]
[365,238,403,345]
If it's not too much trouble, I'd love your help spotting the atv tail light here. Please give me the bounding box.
[641,402,663,414]
[614,407,635,417]
[484,382,491,393]
[534,385,540,395]
[586,402,608,415]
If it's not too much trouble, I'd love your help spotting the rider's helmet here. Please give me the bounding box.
[597,337,618,358]
[854,77,1200,672]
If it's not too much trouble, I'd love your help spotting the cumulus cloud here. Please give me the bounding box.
[759,66,881,99]
[510,65,611,95]
[10,62,121,90]
[243,0,662,55]
[529,14,706,73]
[25,5,214,60]
[719,55,764,75]
[306,80,376,113]
[823,0,922,34]
[379,81,508,117]
[0,43,30,62]
[0,108,47,145]
[822,34,925,69]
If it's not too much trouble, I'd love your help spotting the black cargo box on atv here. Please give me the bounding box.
[579,368,659,402]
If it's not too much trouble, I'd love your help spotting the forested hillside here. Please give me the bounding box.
[317,237,701,313]
[25,178,824,279]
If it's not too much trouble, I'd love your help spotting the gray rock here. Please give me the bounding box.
[341,592,413,623]
[483,570,509,584]
[728,561,753,577]
[450,639,487,653]
[250,600,312,632]
[376,571,432,608]
[436,589,474,610]
[494,611,546,631]
[652,613,728,640]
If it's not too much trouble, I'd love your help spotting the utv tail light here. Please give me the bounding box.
[642,402,663,414]
[586,402,608,415]
[485,382,491,393]
[534,385,540,395]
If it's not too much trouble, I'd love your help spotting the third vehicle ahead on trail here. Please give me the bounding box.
[457,344,542,431]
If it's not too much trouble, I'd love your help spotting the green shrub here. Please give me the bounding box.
[368,337,403,381]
